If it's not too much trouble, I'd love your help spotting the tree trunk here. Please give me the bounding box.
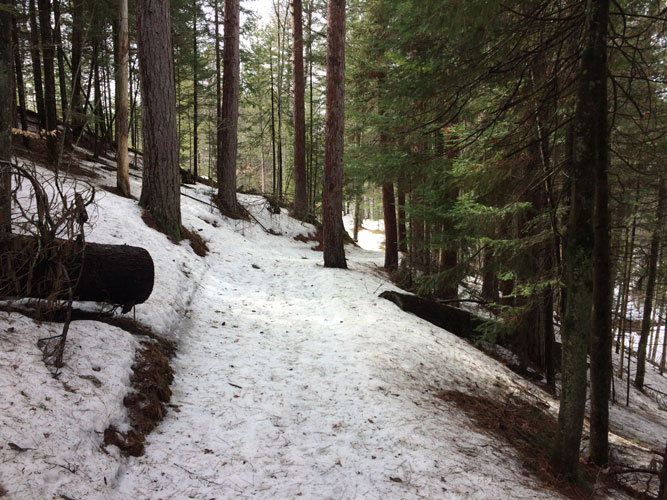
[618,203,638,375]
[661,298,667,375]
[635,177,666,389]
[52,0,68,149]
[275,6,284,200]
[28,0,46,131]
[37,0,58,165]
[70,0,84,141]
[136,0,182,240]
[322,0,347,269]
[589,16,613,462]
[397,183,407,252]
[291,0,307,219]
[116,0,130,197]
[12,18,29,148]
[659,439,667,500]
[0,234,154,310]
[481,249,499,302]
[270,41,277,196]
[556,0,609,475]
[353,193,361,242]
[0,0,12,232]
[438,127,458,300]
[92,37,102,157]
[307,0,314,211]
[215,0,221,164]
[652,292,665,363]
[382,182,398,271]
[216,0,240,214]
[192,3,199,180]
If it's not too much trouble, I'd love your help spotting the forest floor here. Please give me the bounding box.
[1,148,666,499]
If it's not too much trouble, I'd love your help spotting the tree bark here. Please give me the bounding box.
[661,297,667,375]
[556,0,609,475]
[617,202,638,375]
[192,3,199,180]
[652,292,665,363]
[382,182,398,271]
[216,0,240,214]
[28,0,46,131]
[353,193,361,242]
[116,0,130,197]
[307,0,314,210]
[12,18,29,148]
[659,439,667,500]
[481,249,499,302]
[91,36,103,157]
[397,183,407,252]
[52,0,68,147]
[37,0,58,165]
[438,129,458,300]
[0,0,12,232]
[270,40,277,196]
[136,0,182,239]
[635,177,666,389]
[70,0,84,141]
[215,0,221,152]
[322,0,347,269]
[589,24,613,462]
[0,234,154,310]
[291,0,307,219]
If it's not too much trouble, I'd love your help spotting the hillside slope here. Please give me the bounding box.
[1,153,663,499]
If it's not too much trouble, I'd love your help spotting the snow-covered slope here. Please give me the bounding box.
[1,158,663,499]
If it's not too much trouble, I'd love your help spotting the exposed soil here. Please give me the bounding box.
[213,195,251,221]
[182,227,210,257]
[436,390,622,500]
[141,210,209,257]
[12,138,100,179]
[105,336,175,457]
[0,300,176,458]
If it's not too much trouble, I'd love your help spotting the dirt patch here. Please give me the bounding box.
[2,302,176,458]
[141,211,208,257]
[12,138,100,179]
[264,195,289,214]
[141,210,176,239]
[294,221,323,251]
[104,336,175,457]
[436,390,620,499]
[182,227,209,257]
[213,196,251,221]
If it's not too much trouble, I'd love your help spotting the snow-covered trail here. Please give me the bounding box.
[113,201,557,500]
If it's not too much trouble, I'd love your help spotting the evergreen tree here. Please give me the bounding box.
[136,0,182,239]
[322,0,347,268]
[0,0,12,231]
[217,0,240,214]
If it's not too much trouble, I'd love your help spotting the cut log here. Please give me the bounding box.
[0,234,154,311]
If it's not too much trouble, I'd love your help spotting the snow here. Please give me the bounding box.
[1,155,665,499]
[343,214,386,252]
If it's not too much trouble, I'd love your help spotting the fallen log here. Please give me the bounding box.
[0,234,154,311]
[379,290,506,343]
